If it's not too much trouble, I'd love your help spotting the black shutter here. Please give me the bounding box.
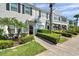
[39,10,41,17]
[18,3,20,13]
[6,3,10,10]
[22,5,24,14]
[30,7,32,15]
[46,13,48,19]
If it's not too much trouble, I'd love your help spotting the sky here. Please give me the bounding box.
[33,3,79,20]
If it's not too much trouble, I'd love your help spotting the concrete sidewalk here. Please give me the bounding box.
[35,35,79,56]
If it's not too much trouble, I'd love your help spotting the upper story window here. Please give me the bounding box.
[53,14,59,21]
[11,3,18,12]
[62,17,67,22]
[41,12,46,17]
[24,6,30,14]
[24,4,31,14]
[54,15,58,20]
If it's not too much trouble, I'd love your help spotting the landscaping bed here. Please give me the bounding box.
[52,30,72,37]
[0,35,34,49]
[0,40,46,56]
[37,29,72,37]
[0,40,15,49]
[36,33,67,44]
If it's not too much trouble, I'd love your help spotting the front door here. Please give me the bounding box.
[29,25,33,34]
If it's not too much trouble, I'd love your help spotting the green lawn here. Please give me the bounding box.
[0,40,46,56]
[59,38,67,43]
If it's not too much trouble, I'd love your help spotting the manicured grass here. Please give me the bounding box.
[0,40,46,56]
[59,38,67,43]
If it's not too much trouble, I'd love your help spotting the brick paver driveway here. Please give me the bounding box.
[35,35,79,56]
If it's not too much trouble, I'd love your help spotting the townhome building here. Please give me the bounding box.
[46,10,69,30]
[0,3,69,35]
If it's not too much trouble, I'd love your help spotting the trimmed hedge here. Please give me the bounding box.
[37,29,50,33]
[37,29,72,37]
[0,40,14,49]
[52,31,72,37]
[36,33,60,44]
[20,35,34,44]
[61,32,72,37]
[65,30,78,35]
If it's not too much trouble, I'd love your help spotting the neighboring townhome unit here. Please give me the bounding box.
[0,3,69,35]
[46,10,69,30]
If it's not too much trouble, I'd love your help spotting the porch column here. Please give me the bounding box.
[15,27,17,34]
[4,25,8,35]
[60,25,62,30]
[66,25,69,30]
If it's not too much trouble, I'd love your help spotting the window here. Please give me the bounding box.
[54,15,59,21]
[54,16,57,20]
[62,17,67,22]
[41,12,46,17]
[24,6,30,14]
[9,25,15,34]
[11,3,18,12]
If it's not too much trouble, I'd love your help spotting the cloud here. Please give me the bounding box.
[33,3,79,20]
[33,3,48,8]
[56,4,79,11]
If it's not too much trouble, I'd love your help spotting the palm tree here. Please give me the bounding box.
[49,3,55,33]
[74,14,79,30]
[0,17,27,39]
[0,17,13,35]
[12,18,27,38]
[74,14,79,26]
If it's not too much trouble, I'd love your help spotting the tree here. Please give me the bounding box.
[74,14,79,26]
[49,3,52,34]
[12,18,27,38]
[0,17,27,39]
[74,14,79,30]
[0,17,13,35]
[49,3,55,33]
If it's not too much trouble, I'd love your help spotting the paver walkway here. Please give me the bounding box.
[35,35,79,56]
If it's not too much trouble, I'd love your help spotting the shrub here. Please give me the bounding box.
[37,29,50,33]
[0,29,3,35]
[62,32,72,37]
[0,40,14,49]
[76,30,79,33]
[72,32,78,35]
[65,30,78,35]
[52,31,72,37]
[20,35,34,44]
[59,38,67,43]
[36,33,60,44]
[20,33,27,37]
[0,29,4,39]
[37,29,72,37]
